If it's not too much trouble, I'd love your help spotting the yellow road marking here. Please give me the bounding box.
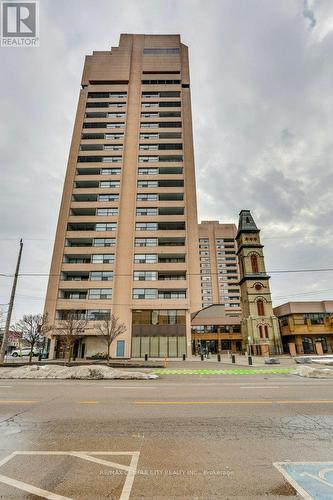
[78,400,99,404]
[134,400,333,405]
[0,400,39,404]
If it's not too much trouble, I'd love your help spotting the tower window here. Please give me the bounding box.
[251,254,259,273]
[257,300,265,316]
[259,325,269,338]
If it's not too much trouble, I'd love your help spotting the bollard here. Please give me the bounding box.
[217,353,221,362]
[182,354,186,361]
[164,357,167,368]
[144,354,148,361]
[200,354,204,361]
[248,356,253,366]
[231,354,235,364]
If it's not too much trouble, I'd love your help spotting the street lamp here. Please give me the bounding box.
[247,335,253,366]
[248,336,251,356]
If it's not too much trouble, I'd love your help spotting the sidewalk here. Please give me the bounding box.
[144,354,296,369]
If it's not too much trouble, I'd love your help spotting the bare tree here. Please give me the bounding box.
[96,313,126,363]
[13,313,51,363]
[58,310,87,363]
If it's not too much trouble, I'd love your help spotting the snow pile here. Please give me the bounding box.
[312,358,333,366]
[0,364,158,380]
[295,365,333,378]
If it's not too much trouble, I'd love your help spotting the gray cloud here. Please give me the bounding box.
[303,0,317,29]
[1,0,333,323]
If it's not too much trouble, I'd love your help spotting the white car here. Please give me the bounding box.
[11,348,39,357]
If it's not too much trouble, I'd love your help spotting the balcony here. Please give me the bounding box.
[137,180,184,188]
[86,102,126,109]
[74,180,120,189]
[76,167,121,176]
[81,133,124,140]
[82,122,125,130]
[158,254,185,263]
[80,144,123,152]
[136,207,184,217]
[77,156,122,163]
[135,222,186,232]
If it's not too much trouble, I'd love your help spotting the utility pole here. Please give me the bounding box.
[0,239,23,363]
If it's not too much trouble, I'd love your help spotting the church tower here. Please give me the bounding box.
[236,210,282,355]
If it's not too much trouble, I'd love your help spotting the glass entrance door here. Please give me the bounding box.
[116,340,125,357]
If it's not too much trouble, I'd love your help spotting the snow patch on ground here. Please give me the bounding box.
[0,364,158,380]
[295,365,333,378]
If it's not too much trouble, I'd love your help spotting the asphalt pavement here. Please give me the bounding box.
[0,371,333,499]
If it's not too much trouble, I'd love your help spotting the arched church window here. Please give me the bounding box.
[257,300,265,316]
[251,254,259,273]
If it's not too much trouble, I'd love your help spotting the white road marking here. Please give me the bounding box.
[0,474,71,499]
[121,451,140,500]
[274,461,333,499]
[274,462,312,500]
[71,452,131,472]
[103,386,156,389]
[0,451,140,500]
[239,386,280,389]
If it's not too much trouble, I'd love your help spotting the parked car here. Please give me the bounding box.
[11,348,39,357]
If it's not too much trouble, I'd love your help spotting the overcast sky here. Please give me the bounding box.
[1,0,333,323]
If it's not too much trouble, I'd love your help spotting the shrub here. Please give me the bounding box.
[90,352,108,360]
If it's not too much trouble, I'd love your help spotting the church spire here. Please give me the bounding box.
[236,209,259,240]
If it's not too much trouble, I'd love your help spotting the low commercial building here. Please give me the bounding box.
[191,305,242,354]
[273,301,333,355]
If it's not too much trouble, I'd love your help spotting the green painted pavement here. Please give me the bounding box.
[153,368,294,375]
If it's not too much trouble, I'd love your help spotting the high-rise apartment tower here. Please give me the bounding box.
[44,34,201,359]
[198,221,241,313]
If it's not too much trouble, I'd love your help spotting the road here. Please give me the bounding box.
[0,372,333,499]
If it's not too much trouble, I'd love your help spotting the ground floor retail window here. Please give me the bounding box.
[132,336,186,357]
[193,340,242,355]
[314,336,328,353]
[302,337,314,354]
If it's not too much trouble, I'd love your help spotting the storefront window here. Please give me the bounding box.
[304,313,329,325]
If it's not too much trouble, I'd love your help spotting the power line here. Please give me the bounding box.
[0,238,50,242]
[10,285,333,303]
[5,295,205,307]
[1,267,333,278]
[273,288,333,300]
